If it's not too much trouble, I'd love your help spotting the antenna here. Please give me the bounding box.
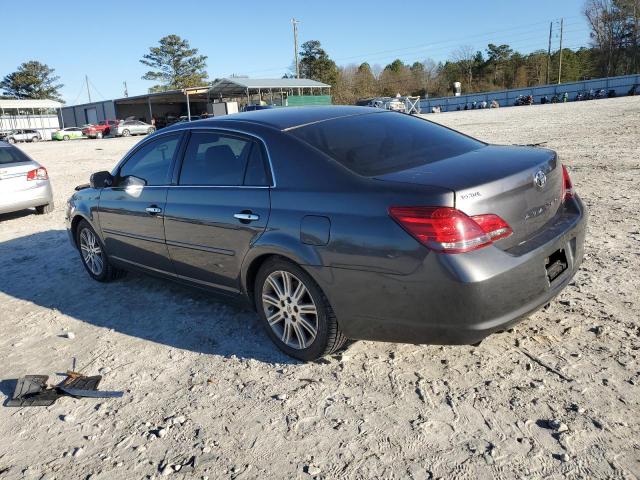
[123,81,128,97]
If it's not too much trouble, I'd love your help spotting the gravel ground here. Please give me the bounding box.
[0,97,639,480]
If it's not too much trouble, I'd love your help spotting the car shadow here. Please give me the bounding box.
[0,209,37,222]
[0,229,297,365]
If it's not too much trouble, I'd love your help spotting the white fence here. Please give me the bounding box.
[0,114,61,141]
[419,74,640,112]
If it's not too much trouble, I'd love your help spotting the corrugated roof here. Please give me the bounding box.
[210,77,330,96]
[0,99,63,109]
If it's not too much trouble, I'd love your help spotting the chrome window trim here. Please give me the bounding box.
[113,125,277,189]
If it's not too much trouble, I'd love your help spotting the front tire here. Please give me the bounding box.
[7,137,15,144]
[63,135,70,141]
[255,257,347,361]
[76,220,126,282]
[147,127,155,134]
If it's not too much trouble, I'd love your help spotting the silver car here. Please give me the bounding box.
[3,129,41,143]
[0,142,54,215]
[112,120,155,137]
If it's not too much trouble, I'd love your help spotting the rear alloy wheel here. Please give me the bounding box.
[147,127,155,134]
[31,136,39,143]
[35,202,54,215]
[76,220,125,282]
[255,258,347,361]
[122,129,130,137]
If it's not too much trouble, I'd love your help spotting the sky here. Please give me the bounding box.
[1,0,592,104]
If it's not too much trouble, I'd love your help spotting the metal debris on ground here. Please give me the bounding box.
[4,371,124,407]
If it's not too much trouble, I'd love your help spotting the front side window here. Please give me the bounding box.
[179,132,257,186]
[118,134,180,186]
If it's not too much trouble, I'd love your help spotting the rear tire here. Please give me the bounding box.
[35,202,54,215]
[255,257,347,361]
[96,132,103,139]
[31,137,39,143]
[122,129,130,137]
[63,135,69,141]
[76,219,126,282]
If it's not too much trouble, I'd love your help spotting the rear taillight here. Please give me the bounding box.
[561,164,574,201]
[389,206,512,254]
[26,167,48,181]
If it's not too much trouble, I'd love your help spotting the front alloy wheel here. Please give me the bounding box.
[255,258,347,360]
[76,220,125,282]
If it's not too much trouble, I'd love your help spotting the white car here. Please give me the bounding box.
[2,129,41,143]
[112,120,155,137]
[0,142,54,215]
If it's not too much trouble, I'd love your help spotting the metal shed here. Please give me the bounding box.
[210,77,331,104]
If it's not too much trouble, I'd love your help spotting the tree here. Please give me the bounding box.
[353,62,377,98]
[450,45,477,90]
[486,43,514,87]
[584,0,640,76]
[299,40,338,86]
[0,61,63,101]
[140,34,208,92]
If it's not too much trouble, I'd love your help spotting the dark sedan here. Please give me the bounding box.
[66,106,587,360]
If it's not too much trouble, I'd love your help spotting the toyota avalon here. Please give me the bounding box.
[65,106,587,360]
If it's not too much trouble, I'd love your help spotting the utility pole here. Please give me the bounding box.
[292,18,300,79]
[546,21,553,84]
[557,18,564,84]
[123,81,128,97]
[85,75,92,103]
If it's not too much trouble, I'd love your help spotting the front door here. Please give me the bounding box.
[164,130,271,292]
[97,132,183,274]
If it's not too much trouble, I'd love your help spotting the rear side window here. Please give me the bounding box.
[0,147,29,165]
[179,132,257,186]
[118,134,180,185]
[290,111,485,177]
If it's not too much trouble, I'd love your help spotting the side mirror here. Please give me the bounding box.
[90,171,113,189]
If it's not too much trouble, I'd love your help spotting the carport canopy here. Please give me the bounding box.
[210,77,331,97]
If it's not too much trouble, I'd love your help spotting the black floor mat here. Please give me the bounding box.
[5,375,62,407]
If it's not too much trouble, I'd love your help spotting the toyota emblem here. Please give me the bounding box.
[534,170,547,189]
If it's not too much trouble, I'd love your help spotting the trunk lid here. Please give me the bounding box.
[375,145,563,249]
[0,161,38,193]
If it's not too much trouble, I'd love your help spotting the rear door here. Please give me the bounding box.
[164,129,271,292]
[97,132,183,274]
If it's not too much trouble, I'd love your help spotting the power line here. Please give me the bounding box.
[222,16,588,77]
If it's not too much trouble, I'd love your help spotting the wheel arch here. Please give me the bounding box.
[241,236,325,309]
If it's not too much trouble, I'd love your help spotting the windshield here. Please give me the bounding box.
[0,146,30,165]
[290,111,485,177]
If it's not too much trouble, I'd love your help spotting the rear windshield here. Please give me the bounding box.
[0,146,30,165]
[290,111,484,177]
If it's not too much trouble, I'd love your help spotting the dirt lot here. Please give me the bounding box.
[1,97,639,480]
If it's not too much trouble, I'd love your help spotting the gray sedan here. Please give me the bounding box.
[111,120,156,137]
[66,107,587,360]
[0,142,54,215]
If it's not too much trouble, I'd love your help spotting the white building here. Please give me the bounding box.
[0,99,64,140]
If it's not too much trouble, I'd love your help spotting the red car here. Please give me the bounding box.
[82,120,118,139]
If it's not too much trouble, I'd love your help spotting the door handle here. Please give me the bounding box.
[234,212,260,222]
[146,206,162,215]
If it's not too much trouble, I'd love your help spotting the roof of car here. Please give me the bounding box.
[173,106,383,132]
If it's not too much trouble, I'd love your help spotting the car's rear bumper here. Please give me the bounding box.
[0,182,53,215]
[312,196,587,345]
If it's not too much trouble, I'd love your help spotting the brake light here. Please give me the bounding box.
[26,167,48,181]
[561,164,574,201]
[389,207,512,254]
